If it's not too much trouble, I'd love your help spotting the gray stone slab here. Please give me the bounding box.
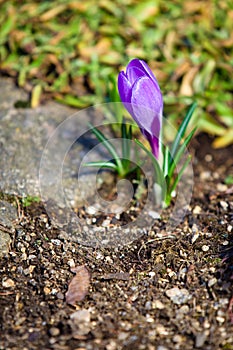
[0,78,100,202]
[0,200,17,257]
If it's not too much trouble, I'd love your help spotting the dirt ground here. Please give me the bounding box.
[0,133,233,350]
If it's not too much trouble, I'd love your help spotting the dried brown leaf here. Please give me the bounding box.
[180,66,199,96]
[66,265,90,306]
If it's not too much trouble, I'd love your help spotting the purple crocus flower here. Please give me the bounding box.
[118,59,163,159]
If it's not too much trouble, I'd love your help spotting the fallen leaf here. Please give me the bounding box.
[66,265,90,305]
[180,66,199,96]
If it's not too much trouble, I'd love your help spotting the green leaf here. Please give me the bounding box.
[224,175,233,185]
[0,17,14,44]
[121,122,132,161]
[169,155,192,196]
[56,94,95,108]
[83,161,117,170]
[162,145,170,177]
[198,113,227,135]
[88,123,124,176]
[88,123,118,159]
[170,102,197,164]
[168,127,197,180]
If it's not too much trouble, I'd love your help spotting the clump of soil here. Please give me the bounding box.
[0,134,233,350]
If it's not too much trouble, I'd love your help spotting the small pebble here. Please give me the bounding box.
[191,232,199,244]
[56,292,64,300]
[193,205,202,214]
[195,332,207,348]
[166,287,191,305]
[205,154,213,162]
[106,340,117,350]
[202,245,209,252]
[146,315,154,323]
[213,171,219,179]
[28,254,37,260]
[118,332,128,341]
[44,287,51,295]
[208,277,217,287]
[157,346,168,350]
[102,219,111,227]
[173,334,183,343]
[176,305,190,320]
[49,327,60,336]
[70,309,91,323]
[155,324,169,336]
[200,171,211,180]
[105,256,113,263]
[145,301,152,310]
[51,239,61,246]
[216,316,225,324]
[220,201,228,210]
[153,300,165,310]
[2,278,15,288]
[85,206,97,215]
[216,183,227,192]
[148,271,156,278]
[148,210,160,219]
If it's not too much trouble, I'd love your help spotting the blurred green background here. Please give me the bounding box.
[0,0,232,147]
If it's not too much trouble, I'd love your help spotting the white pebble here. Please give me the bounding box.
[205,154,213,162]
[86,206,97,215]
[200,171,211,180]
[216,316,225,324]
[153,300,165,309]
[191,232,199,244]
[166,287,191,305]
[148,271,156,278]
[2,278,15,288]
[202,245,209,252]
[193,205,202,214]
[216,183,227,192]
[208,277,217,287]
[220,201,228,210]
[148,210,160,219]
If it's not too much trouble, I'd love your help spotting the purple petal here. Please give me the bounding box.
[131,76,162,136]
[126,66,145,85]
[118,71,132,103]
[141,129,160,159]
[118,72,134,116]
[126,59,160,89]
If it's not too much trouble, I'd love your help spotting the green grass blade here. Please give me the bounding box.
[121,122,128,159]
[88,123,117,158]
[168,127,197,179]
[88,123,124,174]
[83,161,118,171]
[162,145,170,177]
[121,123,132,173]
[128,125,132,140]
[169,155,192,195]
[170,102,197,164]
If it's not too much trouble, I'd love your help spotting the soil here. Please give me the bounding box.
[0,133,233,350]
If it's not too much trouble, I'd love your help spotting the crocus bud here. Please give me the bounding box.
[118,59,163,159]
